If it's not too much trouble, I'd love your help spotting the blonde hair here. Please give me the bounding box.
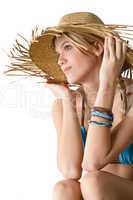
[54,31,133,116]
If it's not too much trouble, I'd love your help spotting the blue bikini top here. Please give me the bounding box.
[80,125,133,165]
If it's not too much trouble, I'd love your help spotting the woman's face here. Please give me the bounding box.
[55,35,102,84]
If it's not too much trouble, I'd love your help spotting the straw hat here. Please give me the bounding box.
[4,11,133,117]
[4,12,133,86]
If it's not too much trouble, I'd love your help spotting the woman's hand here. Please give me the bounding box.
[99,35,128,88]
[44,82,83,102]
[44,82,72,99]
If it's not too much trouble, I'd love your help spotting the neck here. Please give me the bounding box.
[80,66,100,108]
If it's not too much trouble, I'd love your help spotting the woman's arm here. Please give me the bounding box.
[52,96,84,180]
[60,98,84,179]
[82,35,128,171]
[82,82,133,171]
[82,83,116,171]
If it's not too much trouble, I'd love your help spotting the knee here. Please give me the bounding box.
[81,170,102,184]
[53,179,80,199]
[80,171,107,199]
[81,170,103,189]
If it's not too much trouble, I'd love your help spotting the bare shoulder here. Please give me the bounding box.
[115,78,133,117]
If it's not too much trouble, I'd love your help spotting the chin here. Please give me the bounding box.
[67,70,90,84]
[67,77,80,85]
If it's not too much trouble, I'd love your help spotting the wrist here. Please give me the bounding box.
[61,94,76,104]
[56,90,73,100]
[94,84,116,110]
[62,96,77,112]
[99,80,117,92]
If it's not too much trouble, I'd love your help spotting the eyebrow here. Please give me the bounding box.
[55,40,69,53]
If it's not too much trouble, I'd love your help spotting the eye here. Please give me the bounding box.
[63,44,72,50]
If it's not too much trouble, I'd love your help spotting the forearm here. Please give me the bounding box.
[94,80,117,109]
[58,97,84,175]
[84,81,117,169]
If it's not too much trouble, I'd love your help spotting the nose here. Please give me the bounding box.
[57,53,67,67]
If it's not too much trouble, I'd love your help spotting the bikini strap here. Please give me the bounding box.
[81,93,85,127]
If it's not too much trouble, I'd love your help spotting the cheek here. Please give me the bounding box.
[76,56,96,72]
[67,51,98,82]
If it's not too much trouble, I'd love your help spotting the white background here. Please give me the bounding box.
[0,0,133,199]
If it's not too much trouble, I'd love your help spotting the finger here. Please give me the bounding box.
[122,41,128,55]
[122,41,128,62]
[115,37,123,59]
[44,82,57,89]
[103,36,109,57]
[108,36,115,58]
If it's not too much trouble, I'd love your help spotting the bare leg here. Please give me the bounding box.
[80,170,133,200]
[52,178,83,200]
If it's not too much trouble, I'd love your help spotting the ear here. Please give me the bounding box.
[92,41,104,57]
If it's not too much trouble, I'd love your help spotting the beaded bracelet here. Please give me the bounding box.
[88,120,112,128]
[91,111,113,121]
[91,106,113,115]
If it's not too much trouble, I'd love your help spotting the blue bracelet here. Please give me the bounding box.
[88,120,112,128]
[91,111,113,121]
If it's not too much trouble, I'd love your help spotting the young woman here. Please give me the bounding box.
[50,32,133,200]
[5,12,133,200]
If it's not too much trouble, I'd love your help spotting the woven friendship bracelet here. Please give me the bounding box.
[88,120,112,128]
[91,106,113,115]
[91,111,113,121]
